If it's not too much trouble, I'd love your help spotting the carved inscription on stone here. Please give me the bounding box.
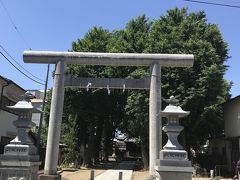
[4,147,28,155]
[162,151,186,160]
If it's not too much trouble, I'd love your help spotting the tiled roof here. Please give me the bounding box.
[0,75,26,92]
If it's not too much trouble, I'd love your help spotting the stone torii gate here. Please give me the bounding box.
[23,51,194,179]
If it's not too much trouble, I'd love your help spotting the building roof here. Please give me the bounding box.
[0,75,26,92]
[222,95,240,106]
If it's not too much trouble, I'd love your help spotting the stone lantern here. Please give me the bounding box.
[0,92,41,180]
[155,95,193,180]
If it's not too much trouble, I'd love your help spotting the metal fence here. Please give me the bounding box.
[214,165,228,177]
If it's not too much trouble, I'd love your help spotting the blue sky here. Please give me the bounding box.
[0,0,239,97]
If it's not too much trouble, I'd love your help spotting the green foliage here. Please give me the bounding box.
[147,8,230,148]
[108,15,151,53]
[61,114,81,165]
[124,91,149,140]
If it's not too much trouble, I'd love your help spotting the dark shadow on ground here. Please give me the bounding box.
[133,160,145,171]
[112,161,136,170]
[89,161,118,170]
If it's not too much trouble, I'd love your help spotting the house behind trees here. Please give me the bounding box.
[224,96,240,173]
[0,75,25,154]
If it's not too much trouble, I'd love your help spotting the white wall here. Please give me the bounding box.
[0,110,17,138]
[32,113,41,127]
[224,98,240,138]
[31,101,43,127]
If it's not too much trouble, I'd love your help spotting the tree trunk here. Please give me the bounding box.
[89,125,96,166]
[103,116,113,161]
[79,143,85,166]
[103,132,111,162]
[141,141,149,170]
[94,116,104,164]
[82,144,89,167]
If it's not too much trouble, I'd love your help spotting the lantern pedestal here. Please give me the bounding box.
[155,149,193,180]
[0,137,41,180]
[155,96,193,180]
[0,93,41,180]
[155,165,193,180]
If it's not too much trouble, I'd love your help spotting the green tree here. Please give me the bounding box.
[108,16,152,169]
[147,8,231,150]
[64,27,129,166]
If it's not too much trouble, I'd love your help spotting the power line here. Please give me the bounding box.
[0,0,49,89]
[0,50,45,85]
[182,0,240,8]
[0,0,32,49]
[0,45,45,83]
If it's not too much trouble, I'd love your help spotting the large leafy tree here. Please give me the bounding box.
[45,8,230,168]
[147,8,231,149]
[63,27,129,166]
[110,16,152,169]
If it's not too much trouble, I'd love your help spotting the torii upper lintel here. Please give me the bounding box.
[23,51,194,67]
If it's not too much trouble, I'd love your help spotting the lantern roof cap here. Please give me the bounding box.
[7,92,42,113]
[162,96,189,118]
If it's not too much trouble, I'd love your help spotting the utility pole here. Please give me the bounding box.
[37,64,50,150]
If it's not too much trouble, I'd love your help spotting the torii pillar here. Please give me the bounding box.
[23,51,194,179]
[149,62,161,178]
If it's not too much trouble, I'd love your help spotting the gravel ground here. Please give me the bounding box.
[61,169,106,180]
[61,169,233,180]
[131,170,233,180]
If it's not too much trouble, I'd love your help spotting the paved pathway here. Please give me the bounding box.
[95,161,135,180]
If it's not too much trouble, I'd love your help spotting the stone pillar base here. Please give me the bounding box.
[155,166,193,180]
[147,175,157,180]
[38,174,61,180]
